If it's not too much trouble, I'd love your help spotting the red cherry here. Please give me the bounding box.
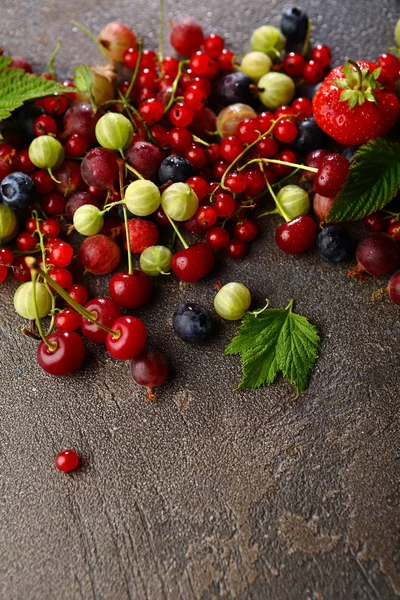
[81,297,121,344]
[106,316,147,360]
[275,215,317,254]
[37,332,85,376]
[109,271,153,309]
[206,226,230,250]
[171,243,215,282]
[55,449,80,472]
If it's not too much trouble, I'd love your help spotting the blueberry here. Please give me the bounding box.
[0,172,35,212]
[291,118,327,155]
[173,303,215,344]
[280,8,309,44]
[158,155,194,184]
[317,226,353,262]
[216,72,253,107]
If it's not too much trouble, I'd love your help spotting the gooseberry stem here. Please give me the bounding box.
[118,160,133,275]
[125,163,145,179]
[25,258,120,339]
[165,214,189,249]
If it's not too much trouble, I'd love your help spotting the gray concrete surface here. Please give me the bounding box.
[1,0,400,598]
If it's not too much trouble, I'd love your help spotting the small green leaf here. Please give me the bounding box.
[327,138,400,222]
[74,65,94,93]
[364,90,377,103]
[371,67,382,80]
[333,79,348,90]
[340,89,353,103]
[225,300,320,394]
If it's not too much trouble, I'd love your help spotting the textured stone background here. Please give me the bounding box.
[1,1,400,599]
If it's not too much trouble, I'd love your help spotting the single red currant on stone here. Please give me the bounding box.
[55,449,80,472]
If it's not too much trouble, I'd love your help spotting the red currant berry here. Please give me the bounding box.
[256,136,278,158]
[45,238,74,267]
[275,215,317,254]
[55,449,80,472]
[388,220,400,241]
[55,307,81,332]
[161,56,179,78]
[224,172,248,194]
[31,169,55,194]
[376,53,399,79]
[186,176,208,201]
[204,33,224,57]
[40,218,61,238]
[234,219,259,242]
[195,205,217,229]
[43,95,70,116]
[184,83,207,110]
[81,297,121,344]
[282,52,305,76]
[169,127,192,151]
[138,98,165,125]
[273,150,297,178]
[303,60,324,83]
[291,97,313,120]
[214,192,236,217]
[206,226,230,250]
[184,144,206,169]
[220,136,244,162]
[236,119,260,144]
[67,283,88,305]
[363,213,386,232]
[189,51,216,77]
[34,114,57,136]
[12,255,32,282]
[16,231,38,252]
[41,192,66,216]
[15,149,35,173]
[257,112,275,133]
[168,102,194,127]
[218,49,235,71]
[273,118,298,143]
[226,238,246,259]
[311,44,331,68]
[64,133,88,157]
[48,267,73,289]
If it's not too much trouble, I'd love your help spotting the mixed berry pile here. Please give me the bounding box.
[1,7,400,446]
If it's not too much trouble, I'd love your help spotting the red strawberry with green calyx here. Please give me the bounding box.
[312,60,399,146]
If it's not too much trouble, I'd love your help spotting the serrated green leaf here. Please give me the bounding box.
[225,301,320,394]
[333,79,348,90]
[74,65,93,93]
[327,138,400,222]
[0,58,74,125]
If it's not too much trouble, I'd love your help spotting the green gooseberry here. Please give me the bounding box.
[14,281,52,320]
[95,112,133,153]
[73,204,104,236]
[124,179,161,216]
[161,183,198,222]
[140,245,172,276]
[258,72,295,109]
[276,185,310,220]
[250,25,285,60]
[0,203,18,243]
[214,282,251,321]
[240,51,272,82]
[28,135,65,169]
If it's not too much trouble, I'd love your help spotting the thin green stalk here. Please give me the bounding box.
[263,177,291,222]
[164,60,187,113]
[124,39,143,102]
[31,271,55,351]
[165,214,188,249]
[47,40,61,78]
[158,0,165,64]
[71,21,113,61]
[240,157,318,174]
[33,210,56,335]
[271,167,301,188]
[119,162,133,275]
[192,134,210,147]
[125,163,144,179]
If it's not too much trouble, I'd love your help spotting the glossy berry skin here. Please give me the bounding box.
[131,349,168,389]
[55,450,80,472]
[37,332,85,376]
[363,213,386,232]
[280,7,309,44]
[171,243,215,282]
[355,233,400,276]
[282,52,305,77]
[388,271,400,305]
[106,316,147,360]
[55,307,81,332]
[45,238,74,267]
[275,215,317,254]
[79,235,121,275]
[312,60,400,145]
[226,239,246,259]
[314,154,349,197]
[216,72,253,106]
[172,302,214,343]
[388,220,400,241]
[303,60,324,84]
[81,297,121,344]
[67,283,88,305]
[109,271,153,309]
[158,155,194,184]
[0,172,35,212]
[234,219,259,243]
[206,226,230,250]
[317,226,353,262]
[170,19,204,56]
[311,44,332,68]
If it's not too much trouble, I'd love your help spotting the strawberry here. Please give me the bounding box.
[312,60,399,146]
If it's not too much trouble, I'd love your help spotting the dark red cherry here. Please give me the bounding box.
[275,215,318,254]
[37,332,85,376]
[109,270,153,309]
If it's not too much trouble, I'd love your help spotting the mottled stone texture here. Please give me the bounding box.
[1,1,400,598]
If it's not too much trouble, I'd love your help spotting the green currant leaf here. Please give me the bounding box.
[74,65,94,93]
[327,138,400,222]
[225,300,320,394]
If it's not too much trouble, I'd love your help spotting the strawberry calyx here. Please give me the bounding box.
[333,60,383,108]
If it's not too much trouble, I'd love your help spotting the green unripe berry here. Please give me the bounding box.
[125,179,161,216]
[395,19,400,46]
[214,282,251,321]
[95,112,133,152]
[258,72,295,109]
[276,185,310,220]
[240,51,272,82]
[161,183,199,222]
[28,135,65,169]
[250,25,285,60]
[140,245,172,276]
[0,203,18,243]
[73,204,104,236]
[14,281,52,320]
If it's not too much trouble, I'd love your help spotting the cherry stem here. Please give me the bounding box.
[263,177,292,223]
[272,166,300,187]
[118,160,133,275]
[31,270,56,351]
[125,163,144,179]
[26,258,120,339]
[124,39,143,102]
[71,20,113,61]
[32,210,56,334]
[240,157,318,173]
[165,214,188,249]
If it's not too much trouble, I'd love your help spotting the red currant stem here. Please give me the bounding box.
[25,258,121,339]
[71,20,113,61]
[125,163,144,179]
[240,157,318,174]
[30,270,56,351]
[302,18,312,56]
[383,210,400,218]
[46,40,61,79]
[124,39,143,102]
[48,167,61,184]
[271,167,301,188]
[118,160,133,276]
[264,176,292,222]
[165,214,188,249]
[164,60,188,113]
[192,134,210,147]
[158,0,164,63]
[120,93,159,147]
[14,248,41,256]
